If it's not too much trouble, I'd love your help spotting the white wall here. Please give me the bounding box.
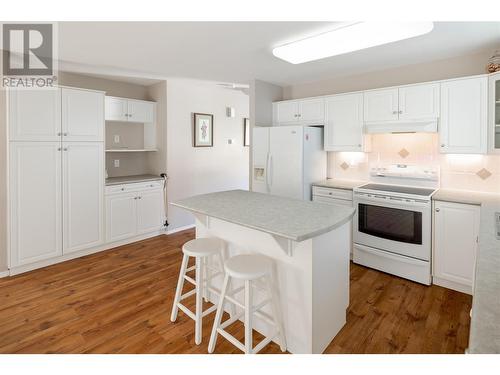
[166,79,249,231]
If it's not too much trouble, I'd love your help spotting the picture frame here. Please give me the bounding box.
[193,113,214,147]
[243,118,250,147]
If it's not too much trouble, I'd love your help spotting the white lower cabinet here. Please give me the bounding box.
[62,143,104,254]
[9,142,63,267]
[432,200,480,294]
[106,182,164,243]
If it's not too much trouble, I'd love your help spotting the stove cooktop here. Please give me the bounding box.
[357,183,436,197]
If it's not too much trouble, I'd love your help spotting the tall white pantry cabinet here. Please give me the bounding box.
[8,87,105,269]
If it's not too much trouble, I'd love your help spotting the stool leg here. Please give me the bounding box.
[203,256,210,303]
[217,252,235,318]
[170,253,189,322]
[244,280,253,354]
[208,273,230,353]
[266,275,287,352]
[195,257,204,345]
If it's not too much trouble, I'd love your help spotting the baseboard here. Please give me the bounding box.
[0,270,10,279]
[165,224,195,235]
[432,276,472,295]
[8,230,165,276]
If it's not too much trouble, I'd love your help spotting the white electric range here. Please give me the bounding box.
[352,164,439,285]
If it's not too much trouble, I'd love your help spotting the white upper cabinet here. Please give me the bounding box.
[62,88,104,142]
[9,142,63,267]
[104,96,128,122]
[298,98,325,125]
[364,83,439,123]
[105,96,156,123]
[433,200,480,294]
[273,98,324,126]
[9,88,61,141]
[324,93,365,152]
[488,72,500,153]
[62,142,104,254]
[399,83,440,120]
[439,76,488,154]
[363,88,399,122]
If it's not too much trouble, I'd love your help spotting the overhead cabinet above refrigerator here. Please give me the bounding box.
[251,126,326,201]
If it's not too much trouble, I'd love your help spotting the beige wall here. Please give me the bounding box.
[58,71,152,100]
[283,50,492,99]
[0,83,7,272]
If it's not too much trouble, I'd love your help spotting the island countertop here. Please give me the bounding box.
[171,190,355,242]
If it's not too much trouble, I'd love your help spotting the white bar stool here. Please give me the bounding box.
[170,237,228,345]
[208,254,287,354]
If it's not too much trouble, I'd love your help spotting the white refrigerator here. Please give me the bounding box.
[252,126,326,201]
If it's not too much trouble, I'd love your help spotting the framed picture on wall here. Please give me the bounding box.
[193,113,214,147]
[243,118,250,147]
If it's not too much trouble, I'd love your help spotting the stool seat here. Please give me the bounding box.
[224,254,271,280]
[182,238,224,257]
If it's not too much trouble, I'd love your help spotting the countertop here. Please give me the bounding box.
[105,174,164,186]
[171,190,355,242]
[312,179,367,190]
[432,188,500,206]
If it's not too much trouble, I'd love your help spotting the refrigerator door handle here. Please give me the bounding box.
[265,152,271,192]
[268,155,273,188]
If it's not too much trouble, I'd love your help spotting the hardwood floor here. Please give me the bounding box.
[0,229,472,354]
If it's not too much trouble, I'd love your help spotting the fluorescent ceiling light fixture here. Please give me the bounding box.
[272,22,434,64]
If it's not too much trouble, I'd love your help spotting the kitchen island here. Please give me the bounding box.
[171,190,355,354]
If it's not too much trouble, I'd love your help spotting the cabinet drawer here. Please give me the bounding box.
[313,195,353,207]
[105,181,163,195]
[312,186,352,200]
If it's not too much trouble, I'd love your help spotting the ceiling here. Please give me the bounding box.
[57,22,500,87]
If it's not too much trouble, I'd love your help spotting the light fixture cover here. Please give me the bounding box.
[272,22,434,64]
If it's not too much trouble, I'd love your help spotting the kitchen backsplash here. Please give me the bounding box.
[329,133,500,193]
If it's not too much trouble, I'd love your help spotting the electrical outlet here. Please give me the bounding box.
[114,135,120,143]
[114,159,120,168]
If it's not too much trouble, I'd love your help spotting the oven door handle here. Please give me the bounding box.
[355,244,428,265]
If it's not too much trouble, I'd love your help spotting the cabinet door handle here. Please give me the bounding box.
[63,133,68,136]
[392,111,398,115]
[399,110,403,114]
[57,132,62,136]
[440,144,446,147]
[435,208,440,212]
[63,147,68,151]
[57,147,62,151]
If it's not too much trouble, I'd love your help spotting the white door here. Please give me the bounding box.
[298,98,324,125]
[127,99,155,123]
[324,93,364,151]
[398,83,440,120]
[269,126,303,199]
[106,193,137,242]
[9,142,62,267]
[62,88,104,142]
[274,101,299,125]
[363,88,399,122]
[62,142,104,254]
[440,77,488,154]
[104,96,128,122]
[251,127,270,193]
[136,190,164,235]
[8,88,61,141]
[433,201,480,291]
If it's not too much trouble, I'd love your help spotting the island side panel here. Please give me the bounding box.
[194,214,314,354]
[311,221,350,353]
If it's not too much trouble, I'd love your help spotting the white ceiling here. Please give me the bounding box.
[58,22,500,87]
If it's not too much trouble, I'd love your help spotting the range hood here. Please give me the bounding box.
[365,119,438,134]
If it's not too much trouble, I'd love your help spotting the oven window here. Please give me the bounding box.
[358,203,422,245]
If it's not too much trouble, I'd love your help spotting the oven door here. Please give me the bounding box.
[353,193,431,261]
